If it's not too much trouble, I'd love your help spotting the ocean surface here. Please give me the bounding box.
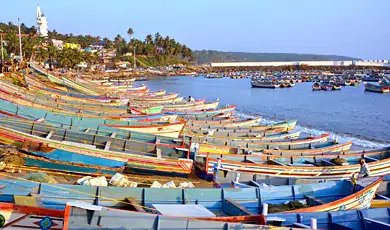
[138,76,390,148]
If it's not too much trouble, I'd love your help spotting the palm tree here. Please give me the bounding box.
[35,47,48,64]
[127,28,134,44]
[5,30,18,54]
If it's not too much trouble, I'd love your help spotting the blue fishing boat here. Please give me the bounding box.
[266,208,390,229]
[0,177,382,214]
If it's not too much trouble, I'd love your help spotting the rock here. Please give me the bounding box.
[79,176,108,186]
[164,181,176,188]
[150,181,162,188]
[109,173,137,187]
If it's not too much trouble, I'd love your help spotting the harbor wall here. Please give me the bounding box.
[210,60,390,67]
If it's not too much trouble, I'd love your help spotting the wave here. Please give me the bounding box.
[234,110,390,149]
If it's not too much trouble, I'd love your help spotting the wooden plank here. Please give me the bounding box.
[225,198,252,216]
[156,148,162,158]
[125,197,146,212]
[35,118,45,122]
[268,159,286,166]
[110,133,117,138]
[365,156,379,162]
[104,141,112,151]
[46,131,54,139]
[292,223,311,229]
[364,218,390,230]
[321,159,336,166]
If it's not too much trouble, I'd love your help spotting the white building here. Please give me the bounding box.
[36,5,48,37]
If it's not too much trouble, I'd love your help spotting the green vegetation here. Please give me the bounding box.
[0,22,194,68]
[194,50,360,64]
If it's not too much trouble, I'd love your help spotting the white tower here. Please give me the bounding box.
[36,5,48,37]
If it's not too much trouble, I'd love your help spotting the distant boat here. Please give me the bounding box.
[320,83,332,91]
[312,82,321,91]
[251,80,280,88]
[364,83,389,93]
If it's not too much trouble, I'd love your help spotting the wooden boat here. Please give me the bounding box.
[195,134,330,154]
[0,99,184,137]
[320,83,332,91]
[312,83,321,91]
[187,118,262,128]
[266,207,390,229]
[189,131,301,142]
[161,101,220,111]
[103,121,185,138]
[0,202,276,229]
[0,86,179,122]
[187,120,297,135]
[0,119,193,177]
[251,80,280,88]
[0,177,382,215]
[166,105,236,118]
[198,148,390,181]
[0,202,64,229]
[364,83,389,93]
[129,106,164,115]
[331,82,342,90]
[30,62,101,96]
[23,153,125,175]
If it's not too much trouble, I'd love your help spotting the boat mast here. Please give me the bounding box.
[18,18,23,61]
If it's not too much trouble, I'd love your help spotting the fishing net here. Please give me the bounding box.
[268,200,309,213]
[330,158,348,166]
[0,148,24,167]
[26,172,57,184]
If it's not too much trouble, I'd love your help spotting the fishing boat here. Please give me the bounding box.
[331,82,342,90]
[188,120,297,135]
[251,80,280,88]
[189,131,302,142]
[266,207,390,229]
[320,83,332,91]
[187,118,262,128]
[0,99,184,137]
[0,177,382,215]
[312,83,321,91]
[166,105,236,118]
[195,134,330,154]
[364,83,389,93]
[198,147,390,181]
[0,119,193,177]
[0,202,275,229]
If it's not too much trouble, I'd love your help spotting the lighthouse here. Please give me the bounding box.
[36,5,48,37]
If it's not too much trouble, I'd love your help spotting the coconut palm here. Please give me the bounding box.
[5,30,18,54]
[127,28,134,44]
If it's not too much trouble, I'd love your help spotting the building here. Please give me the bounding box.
[64,42,81,50]
[36,5,48,37]
[89,41,106,51]
[51,39,63,49]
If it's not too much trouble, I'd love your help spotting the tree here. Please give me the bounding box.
[35,47,48,64]
[127,28,134,44]
[5,30,18,54]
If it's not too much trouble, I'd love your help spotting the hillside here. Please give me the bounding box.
[194,50,360,64]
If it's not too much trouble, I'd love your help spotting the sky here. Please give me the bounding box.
[2,0,389,59]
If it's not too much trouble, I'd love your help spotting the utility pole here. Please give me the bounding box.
[18,18,23,61]
[133,45,136,69]
[0,29,4,62]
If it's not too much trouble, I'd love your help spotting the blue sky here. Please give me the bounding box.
[2,0,389,59]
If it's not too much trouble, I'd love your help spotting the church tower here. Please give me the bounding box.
[36,5,48,37]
